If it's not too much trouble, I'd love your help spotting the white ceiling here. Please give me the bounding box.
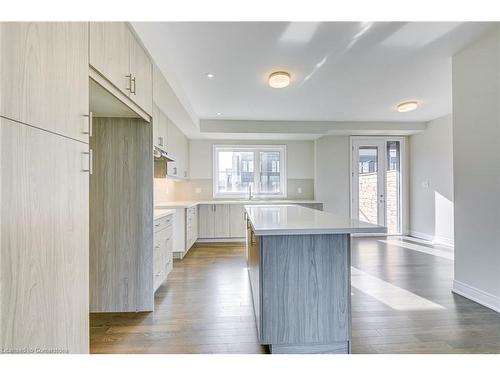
[132,22,494,139]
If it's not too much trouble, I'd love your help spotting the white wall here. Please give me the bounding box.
[452,26,500,311]
[409,114,454,245]
[189,139,314,179]
[314,136,350,217]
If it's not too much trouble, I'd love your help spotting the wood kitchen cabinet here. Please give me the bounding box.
[153,213,174,292]
[230,204,247,238]
[153,103,168,150]
[130,34,153,115]
[90,117,153,313]
[90,22,152,115]
[198,204,231,239]
[0,22,89,143]
[166,118,189,179]
[214,204,231,238]
[198,204,215,238]
[0,117,89,353]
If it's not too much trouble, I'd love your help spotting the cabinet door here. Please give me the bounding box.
[0,118,89,353]
[166,118,189,179]
[230,205,247,238]
[214,204,231,238]
[90,22,131,97]
[130,34,153,115]
[152,103,168,150]
[198,205,215,238]
[0,22,89,142]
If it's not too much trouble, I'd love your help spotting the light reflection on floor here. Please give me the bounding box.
[351,266,446,311]
[378,237,454,260]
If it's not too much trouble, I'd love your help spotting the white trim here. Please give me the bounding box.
[409,230,455,247]
[212,144,287,199]
[453,280,500,313]
[196,238,245,243]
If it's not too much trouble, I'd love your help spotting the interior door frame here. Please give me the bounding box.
[349,136,408,236]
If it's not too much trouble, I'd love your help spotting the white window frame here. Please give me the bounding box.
[213,144,287,199]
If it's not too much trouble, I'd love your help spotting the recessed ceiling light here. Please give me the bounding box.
[206,73,215,79]
[397,101,418,113]
[216,112,222,116]
[268,71,291,89]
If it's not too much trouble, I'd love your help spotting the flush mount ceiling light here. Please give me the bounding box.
[268,71,291,88]
[206,73,214,79]
[397,101,418,113]
[216,112,222,116]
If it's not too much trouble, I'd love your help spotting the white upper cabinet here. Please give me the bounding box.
[0,22,89,143]
[129,34,153,115]
[166,118,189,179]
[89,22,130,98]
[153,103,168,150]
[90,22,152,116]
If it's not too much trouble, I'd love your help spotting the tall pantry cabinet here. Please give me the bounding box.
[0,22,90,353]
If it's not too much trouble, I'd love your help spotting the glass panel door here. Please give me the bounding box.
[386,141,402,234]
[351,138,404,235]
[357,146,381,225]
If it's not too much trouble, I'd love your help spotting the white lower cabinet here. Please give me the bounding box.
[198,204,246,240]
[229,204,247,238]
[171,206,198,259]
[153,213,174,292]
[186,206,198,250]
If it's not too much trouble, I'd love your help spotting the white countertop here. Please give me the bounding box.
[245,205,386,236]
[155,199,322,209]
[154,208,176,220]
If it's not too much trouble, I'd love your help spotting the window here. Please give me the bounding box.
[213,145,287,198]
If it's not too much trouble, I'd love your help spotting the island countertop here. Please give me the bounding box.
[245,204,386,236]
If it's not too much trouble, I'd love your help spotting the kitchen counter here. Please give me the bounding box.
[154,208,176,220]
[245,204,385,236]
[155,199,323,209]
[245,204,385,354]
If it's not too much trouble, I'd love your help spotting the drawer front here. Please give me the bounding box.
[154,213,173,232]
[153,269,165,291]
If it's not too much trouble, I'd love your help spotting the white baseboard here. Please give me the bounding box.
[453,280,500,313]
[196,238,245,243]
[409,230,454,247]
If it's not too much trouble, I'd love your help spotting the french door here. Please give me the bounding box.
[351,137,404,235]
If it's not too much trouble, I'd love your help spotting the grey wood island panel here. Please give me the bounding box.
[245,205,385,354]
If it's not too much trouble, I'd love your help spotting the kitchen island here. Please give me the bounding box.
[245,204,385,354]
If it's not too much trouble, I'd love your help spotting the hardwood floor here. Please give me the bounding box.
[90,237,500,354]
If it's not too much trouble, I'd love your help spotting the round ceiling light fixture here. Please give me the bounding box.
[397,100,418,113]
[268,71,291,88]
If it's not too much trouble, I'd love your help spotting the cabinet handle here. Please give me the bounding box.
[126,74,132,93]
[131,76,137,95]
[82,150,93,175]
[83,112,93,137]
